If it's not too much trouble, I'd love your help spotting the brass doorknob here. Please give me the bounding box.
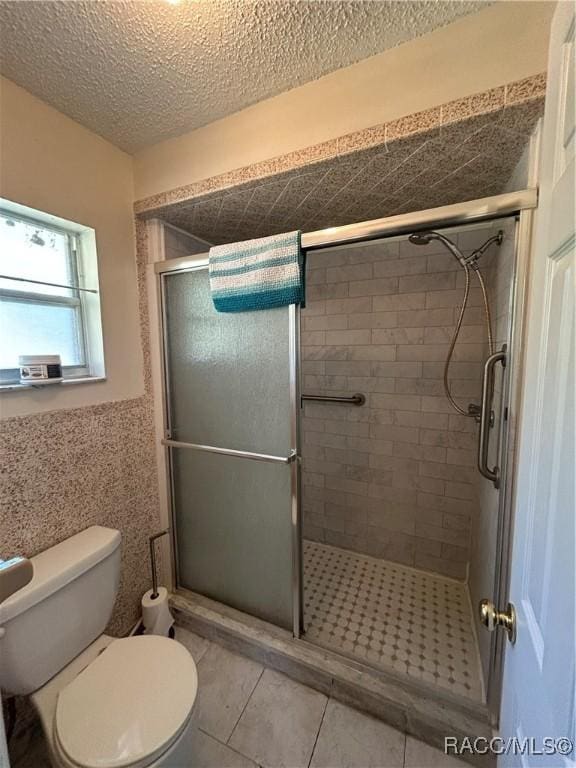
[479,599,517,644]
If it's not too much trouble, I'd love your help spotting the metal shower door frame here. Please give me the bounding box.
[156,258,303,638]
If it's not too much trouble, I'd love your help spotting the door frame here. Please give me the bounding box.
[148,188,537,680]
[486,204,536,723]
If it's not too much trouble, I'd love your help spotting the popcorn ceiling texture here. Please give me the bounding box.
[0,0,487,152]
[136,74,546,243]
[0,220,159,637]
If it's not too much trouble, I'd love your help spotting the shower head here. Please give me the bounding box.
[408,233,434,246]
[408,230,468,267]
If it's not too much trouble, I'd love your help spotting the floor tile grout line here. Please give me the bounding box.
[196,639,211,665]
[306,693,330,768]
[226,665,266,746]
[197,725,261,766]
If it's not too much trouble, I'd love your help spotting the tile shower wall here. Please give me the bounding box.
[301,226,509,580]
[164,222,211,258]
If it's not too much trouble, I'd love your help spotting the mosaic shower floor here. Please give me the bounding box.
[303,540,484,702]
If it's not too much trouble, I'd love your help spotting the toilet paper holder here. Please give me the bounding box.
[149,530,168,600]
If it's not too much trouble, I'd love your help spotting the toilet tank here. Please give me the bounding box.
[0,526,121,695]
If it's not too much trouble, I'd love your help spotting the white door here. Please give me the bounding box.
[499,2,575,766]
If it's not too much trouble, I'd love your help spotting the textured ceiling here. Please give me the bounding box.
[0,1,488,152]
[148,97,543,245]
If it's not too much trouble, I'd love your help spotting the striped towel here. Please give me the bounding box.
[209,231,305,312]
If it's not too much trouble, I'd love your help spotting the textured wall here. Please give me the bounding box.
[0,396,157,636]
[300,224,515,580]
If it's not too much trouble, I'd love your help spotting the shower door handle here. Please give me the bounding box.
[162,438,297,465]
[478,347,507,489]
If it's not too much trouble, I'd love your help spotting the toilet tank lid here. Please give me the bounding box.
[0,526,121,623]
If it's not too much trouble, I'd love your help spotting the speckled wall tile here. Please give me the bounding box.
[0,396,160,636]
[441,86,505,126]
[505,72,547,105]
[385,106,442,144]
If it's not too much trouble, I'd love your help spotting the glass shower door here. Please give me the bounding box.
[161,265,300,633]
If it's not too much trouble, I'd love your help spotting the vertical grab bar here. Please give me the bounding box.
[478,346,507,488]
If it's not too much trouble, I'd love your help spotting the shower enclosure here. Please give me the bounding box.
[155,189,535,720]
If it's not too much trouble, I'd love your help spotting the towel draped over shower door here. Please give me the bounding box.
[208,230,305,312]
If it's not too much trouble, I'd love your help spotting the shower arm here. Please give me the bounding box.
[465,232,504,269]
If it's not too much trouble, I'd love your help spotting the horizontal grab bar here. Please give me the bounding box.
[301,393,366,406]
[162,439,297,464]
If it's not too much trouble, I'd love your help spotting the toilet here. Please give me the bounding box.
[0,526,198,768]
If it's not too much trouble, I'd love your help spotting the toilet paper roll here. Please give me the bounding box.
[141,586,175,637]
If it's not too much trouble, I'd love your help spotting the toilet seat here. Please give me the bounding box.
[54,635,198,768]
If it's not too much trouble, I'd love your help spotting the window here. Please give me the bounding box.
[0,202,103,386]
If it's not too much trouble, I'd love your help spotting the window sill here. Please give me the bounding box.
[0,376,107,392]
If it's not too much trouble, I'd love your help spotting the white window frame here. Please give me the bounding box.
[0,199,105,388]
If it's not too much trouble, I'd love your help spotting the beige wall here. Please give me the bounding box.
[134,1,554,201]
[0,76,143,417]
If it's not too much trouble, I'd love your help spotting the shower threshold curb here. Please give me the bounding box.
[171,590,494,767]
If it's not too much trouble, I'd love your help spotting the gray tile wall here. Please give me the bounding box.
[300,226,510,579]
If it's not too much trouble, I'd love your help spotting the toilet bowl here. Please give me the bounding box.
[0,527,199,768]
[33,634,198,768]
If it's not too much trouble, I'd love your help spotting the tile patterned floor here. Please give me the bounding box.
[303,540,483,701]
[10,627,469,768]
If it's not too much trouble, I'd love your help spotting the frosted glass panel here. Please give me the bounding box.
[163,266,297,632]
[0,299,83,368]
[173,448,293,630]
[164,269,291,455]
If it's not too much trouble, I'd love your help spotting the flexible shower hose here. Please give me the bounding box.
[444,265,494,417]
